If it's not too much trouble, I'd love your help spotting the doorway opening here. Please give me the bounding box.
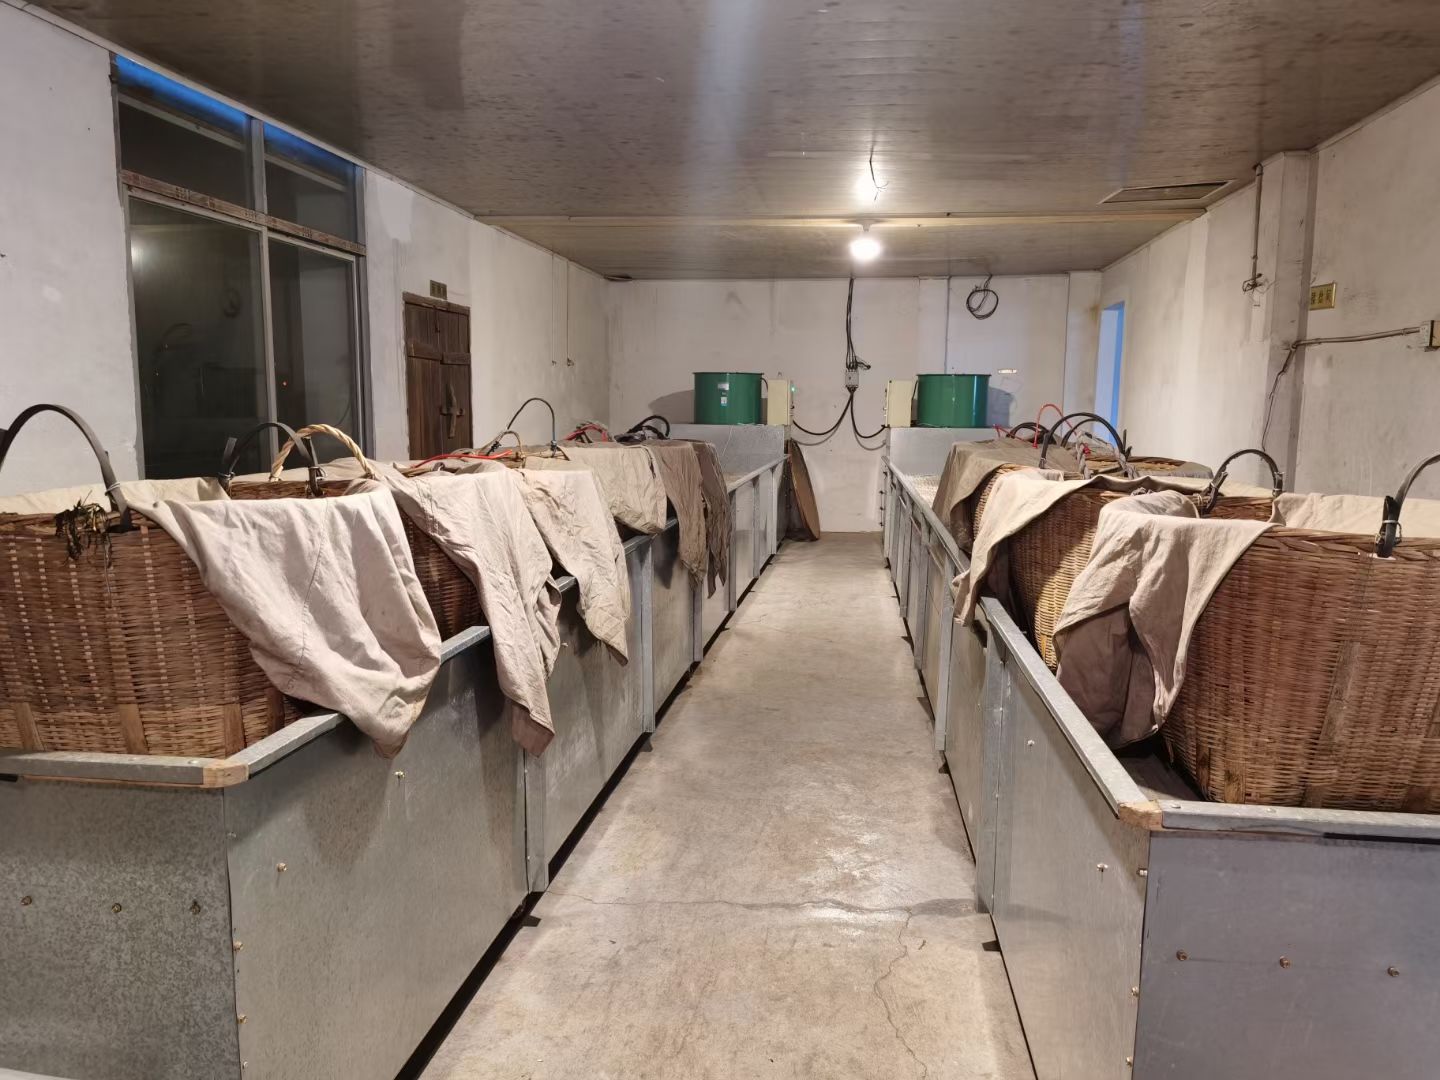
[1094,302,1125,424]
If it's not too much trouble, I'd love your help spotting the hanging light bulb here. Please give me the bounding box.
[849,224,882,263]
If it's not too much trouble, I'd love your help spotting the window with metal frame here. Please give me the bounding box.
[114,56,366,479]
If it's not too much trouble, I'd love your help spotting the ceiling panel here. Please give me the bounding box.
[42,0,1440,276]
[497,214,1194,279]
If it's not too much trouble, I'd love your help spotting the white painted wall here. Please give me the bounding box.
[608,275,1091,531]
[1297,83,1440,497]
[1099,154,1311,488]
[1103,74,1440,501]
[0,4,609,497]
[363,175,610,456]
[0,5,139,495]
[1101,195,1267,475]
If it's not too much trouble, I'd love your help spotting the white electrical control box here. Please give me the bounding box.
[766,375,793,426]
[885,380,916,428]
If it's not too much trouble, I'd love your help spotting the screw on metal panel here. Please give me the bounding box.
[1026,739,1035,748]
[394,770,405,779]
[1279,956,1291,969]
[237,1014,247,1024]
[1125,1057,1134,1067]
[1137,868,1148,877]
[111,903,123,914]
[1096,863,1109,873]
[1130,986,1140,997]
[1175,949,1188,961]
[1388,966,1401,977]
[191,900,202,915]
[276,862,287,873]
[233,941,244,952]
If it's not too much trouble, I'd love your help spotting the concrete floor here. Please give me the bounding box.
[420,533,1034,1080]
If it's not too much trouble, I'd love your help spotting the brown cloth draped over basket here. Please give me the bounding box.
[1053,469,1440,813]
[686,439,732,596]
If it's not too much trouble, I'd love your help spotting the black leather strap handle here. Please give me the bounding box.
[0,404,133,530]
[218,422,319,495]
[1005,421,1051,443]
[1198,448,1284,516]
[1038,411,1134,478]
[1377,451,1440,557]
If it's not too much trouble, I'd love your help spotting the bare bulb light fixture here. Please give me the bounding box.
[849,225,882,263]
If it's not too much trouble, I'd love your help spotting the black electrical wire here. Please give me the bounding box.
[791,389,855,438]
[626,414,670,438]
[792,278,889,446]
[966,274,999,320]
[850,392,886,441]
[492,396,557,452]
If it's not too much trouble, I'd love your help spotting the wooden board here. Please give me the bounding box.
[785,439,821,541]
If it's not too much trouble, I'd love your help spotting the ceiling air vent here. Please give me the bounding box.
[1102,181,1228,205]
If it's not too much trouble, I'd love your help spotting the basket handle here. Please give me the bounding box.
[0,404,133,531]
[268,424,379,484]
[219,422,320,495]
[1376,451,1440,557]
[1005,421,1050,445]
[1197,448,1284,516]
[1038,411,1135,478]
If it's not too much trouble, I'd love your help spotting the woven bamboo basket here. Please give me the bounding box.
[960,423,1085,546]
[1164,454,1440,812]
[0,405,299,757]
[223,424,482,640]
[1010,443,1281,669]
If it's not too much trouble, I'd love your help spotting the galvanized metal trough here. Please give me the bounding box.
[0,438,784,1080]
[883,431,1440,1080]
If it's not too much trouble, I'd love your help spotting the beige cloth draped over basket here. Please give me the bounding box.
[1054,456,1440,812]
[231,424,565,755]
[225,423,483,642]
[0,407,300,757]
[958,442,1277,670]
[930,436,1081,551]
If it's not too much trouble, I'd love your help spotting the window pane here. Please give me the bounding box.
[130,199,267,479]
[116,58,252,207]
[264,125,358,240]
[268,240,360,436]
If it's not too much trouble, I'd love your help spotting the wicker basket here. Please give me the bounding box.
[1165,455,1440,812]
[0,405,299,757]
[959,423,1088,545]
[224,424,482,640]
[1010,447,1280,669]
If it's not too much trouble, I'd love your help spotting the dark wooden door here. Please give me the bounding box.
[403,293,472,458]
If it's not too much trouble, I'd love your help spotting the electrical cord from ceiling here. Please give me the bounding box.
[867,145,888,203]
[1260,325,1427,452]
[966,274,999,319]
[790,278,888,449]
[1242,162,1265,294]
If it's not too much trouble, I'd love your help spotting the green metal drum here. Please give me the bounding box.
[915,373,990,428]
[694,372,764,425]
